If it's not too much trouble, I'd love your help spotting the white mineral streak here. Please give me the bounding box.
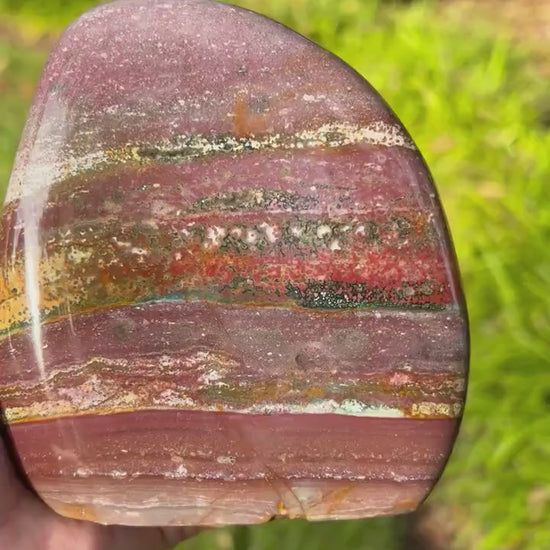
[66,467,378,482]
[143,121,415,158]
[9,97,71,380]
[216,455,236,464]
[19,190,47,378]
[2,353,427,422]
[243,400,405,418]
[4,394,412,423]
[5,121,415,203]
[259,222,278,243]
[163,464,188,479]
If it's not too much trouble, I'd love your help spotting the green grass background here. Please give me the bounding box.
[1,0,549,548]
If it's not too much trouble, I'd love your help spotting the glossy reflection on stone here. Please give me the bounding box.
[0,0,468,526]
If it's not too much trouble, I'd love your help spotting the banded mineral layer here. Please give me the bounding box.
[0,0,468,526]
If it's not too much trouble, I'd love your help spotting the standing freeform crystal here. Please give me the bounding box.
[0,0,468,526]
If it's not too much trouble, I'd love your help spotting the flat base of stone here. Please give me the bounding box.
[11,411,457,526]
[42,478,428,525]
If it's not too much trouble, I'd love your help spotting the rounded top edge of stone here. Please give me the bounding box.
[49,0,346,83]
[36,0,393,130]
[6,0,417,205]
[64,0,303,41]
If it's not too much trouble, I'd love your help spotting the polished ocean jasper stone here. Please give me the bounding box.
[0,0,468,526]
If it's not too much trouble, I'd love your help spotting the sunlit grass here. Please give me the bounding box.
[1,1,549,548]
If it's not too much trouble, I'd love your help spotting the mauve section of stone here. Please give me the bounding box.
[3,145,440,250]
[0,303,466,422]
[6,0,413,205]
[19,0,393,153]
[1,304,465,380]
[11,411,457,525]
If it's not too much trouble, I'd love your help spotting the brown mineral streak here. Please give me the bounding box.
[233,91,268,136]
[325,485,355,515]
[52,501,100,523]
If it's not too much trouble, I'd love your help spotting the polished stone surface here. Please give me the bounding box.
[0,0,468,526]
